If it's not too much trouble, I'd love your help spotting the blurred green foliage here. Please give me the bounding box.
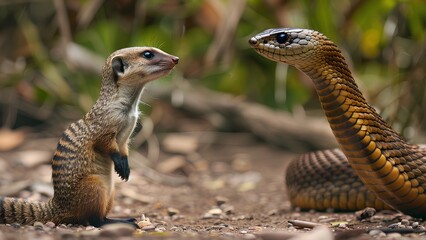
[0,0,425,137]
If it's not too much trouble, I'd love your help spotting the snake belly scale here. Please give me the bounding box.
[249,28,426,218]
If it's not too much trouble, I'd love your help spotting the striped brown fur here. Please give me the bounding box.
[0,47,178,226]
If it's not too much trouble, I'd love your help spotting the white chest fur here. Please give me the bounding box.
[115,86,144,152]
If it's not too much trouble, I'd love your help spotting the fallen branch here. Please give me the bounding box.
[152,85,338,152]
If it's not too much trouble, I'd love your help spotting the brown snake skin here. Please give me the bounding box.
[249,28,426,217]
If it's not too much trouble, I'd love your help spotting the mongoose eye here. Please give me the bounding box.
[142,51,155,60]
[276,33,288,44]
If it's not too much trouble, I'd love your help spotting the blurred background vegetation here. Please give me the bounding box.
[0,0,425,145]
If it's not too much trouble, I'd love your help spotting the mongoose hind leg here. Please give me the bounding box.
[75,175,111,226]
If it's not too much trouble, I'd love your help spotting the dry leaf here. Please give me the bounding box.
[156,156,186,173]
[0,128,26,151]
[162,134,199,154]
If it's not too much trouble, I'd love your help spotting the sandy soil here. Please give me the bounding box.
[0,105,425,240]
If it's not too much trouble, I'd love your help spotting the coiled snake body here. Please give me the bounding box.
[249,28,426,217]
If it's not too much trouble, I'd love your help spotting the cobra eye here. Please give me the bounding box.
[142,51,155,59]
[276,33,288,44]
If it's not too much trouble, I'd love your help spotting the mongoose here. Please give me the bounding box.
[0,47,179,227]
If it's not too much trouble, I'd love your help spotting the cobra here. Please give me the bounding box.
[249,28,426,217]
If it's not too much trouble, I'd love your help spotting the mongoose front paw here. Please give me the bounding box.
[110,152,130,181]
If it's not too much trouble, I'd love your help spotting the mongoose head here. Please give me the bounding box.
[102,47,179,87]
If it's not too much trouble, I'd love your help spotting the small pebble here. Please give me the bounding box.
[215,196,228,206]
[155,226,166,232]
[58,228,75,238]
[142,224,156,231]
[401,219,410,226]
[211,225,225,230]
[167,207,180,216]
[267,209,279,216]
[387,232,402,238]
[80,229,101,237]
[33,221,44,231]
[243,233,256,239]
[369,229,386,237]
[223,205,235,215]
[137,214,152,228]
[45,221,56,228]
[100,223,135,237]
[240,230,248,234]
[388,222,401,229]
[11,223,21,228]
[85,226,96,231]
[338,223,347,229]
[58,224,68,229]
[355,207,376,220]
[412,222,419,228]
[203,208,223,219]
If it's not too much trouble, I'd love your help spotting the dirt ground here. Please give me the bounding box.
[0,103,425,240]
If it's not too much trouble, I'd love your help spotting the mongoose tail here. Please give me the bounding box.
[0,197,57,224]
[1,47,179,226]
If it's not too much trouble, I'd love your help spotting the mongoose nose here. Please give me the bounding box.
[248,37,258,46]
[172,57,179,64]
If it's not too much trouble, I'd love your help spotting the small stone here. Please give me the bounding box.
[211,225,225,230]
[167,207,180,216]
[45,221,56,228]
[58,224,68,229]
[412,222,419,228]
[369,229,385,237]
[203,208,223,219]
[355,207,376,220]
[387,233,402,238]
[10,223,20,228]
[85,226,96,230]
[223,205,235,215]
[208,208,223,215]
[80,229,101,237]
[33,221,44,230]
[58,228,75,238]
[290,226,333,240]
[249,226,263,232]
[401,219,410,226]
[215,196,228,206]
[240,230,248,234]
[155,226,166,232]
[267,209,279,216]
[243,233,256,239]
[142,224,156,231]
[388,222,401,228]
[100,223,136,237]
[338,223,347,229]
[137,214,152,228]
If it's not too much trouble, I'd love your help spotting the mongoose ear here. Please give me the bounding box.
[111,56,127,80]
